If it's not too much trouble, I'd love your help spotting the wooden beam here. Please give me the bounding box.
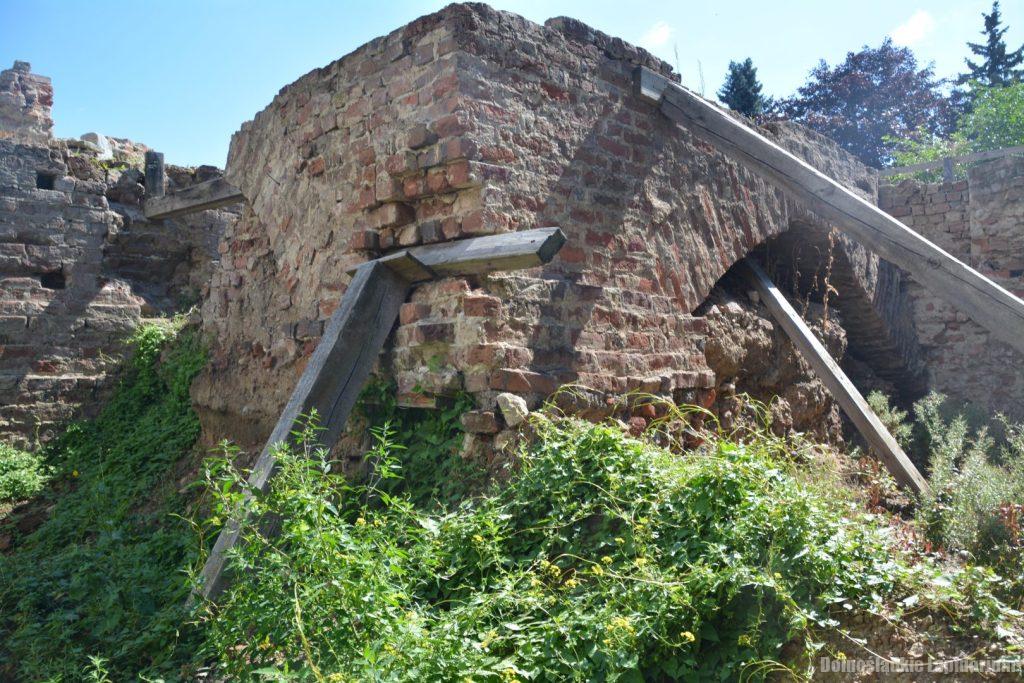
[635,66,1024,358]
[880,144,1024,177]
[346,226,567,280]
[143,177,244,220]
[198,257,414,600]
[144,151,165,199]
[738,260,929,495]
[198,228,565,600]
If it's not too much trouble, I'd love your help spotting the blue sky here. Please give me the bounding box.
[1,1,1019,167]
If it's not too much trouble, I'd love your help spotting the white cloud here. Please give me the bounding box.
[890,10,936,46]
[640,21,673,50]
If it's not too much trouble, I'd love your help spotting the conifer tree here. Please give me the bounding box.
[718,58,768,117]
[959,1,1023,87]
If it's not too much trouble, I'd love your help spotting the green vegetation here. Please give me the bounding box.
[195,407,1022,681]
[3,327,1021,681]
[718,58,769,118]
[868,391,1024,607]
[0,443,50,505]
[957,1,1023,89]
[890,82,1024,179]
[0,319,207,681]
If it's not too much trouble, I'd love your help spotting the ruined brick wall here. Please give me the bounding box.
[194,3,892,452]
[879,157,1024,417]
[0,62,234,445]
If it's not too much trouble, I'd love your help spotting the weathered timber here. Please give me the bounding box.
[143,177,244,220]
[635,66,1024,358]
[346,226,567,280]
[880,144,1024,177]
[143,151,165,198]
[738,259,929,495]
[198,227,566,600]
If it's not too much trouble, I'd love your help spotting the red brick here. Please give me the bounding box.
[368,202,415,229]
[461,410,499,434]
[462,294,500,317]
[406,124,437,150]
[400,303,430,325]
[347,230,379,252]
[489,368,558,394]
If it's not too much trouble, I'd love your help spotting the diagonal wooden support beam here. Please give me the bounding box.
[197,227,565,600]
[144,177,244,220]
[738,259,929,495]
[635,66,1024,359]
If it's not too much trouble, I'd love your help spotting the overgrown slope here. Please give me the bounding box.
[2,323,1022,680]
[196,410,1024,681]
[0,320,206,681]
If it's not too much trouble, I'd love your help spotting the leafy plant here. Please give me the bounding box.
[357,378,478,507]
[195,408,1021,681]
[912,394,1024,602]
[0,442,50,504]
[0,318,207,681]
[866,391,913,449]
[888,82,1024,179]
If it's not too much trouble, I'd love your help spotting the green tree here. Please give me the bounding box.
[776,40,954,167]
[890,82,1024,177]
[959,1,1024,87]
[718,58,768,117]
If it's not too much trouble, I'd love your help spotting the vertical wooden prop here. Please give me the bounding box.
[144,151,165,199]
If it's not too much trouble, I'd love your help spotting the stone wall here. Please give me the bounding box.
[193,3,893,452]
[0,62,235,446]
[879,157,1024,417]
[0,61,53,144]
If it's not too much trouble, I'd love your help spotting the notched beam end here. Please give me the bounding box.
[345,226,566,279]
[376,250,436,283]
[634,66,668,104]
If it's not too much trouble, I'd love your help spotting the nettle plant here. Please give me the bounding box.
[194,404,1021,681]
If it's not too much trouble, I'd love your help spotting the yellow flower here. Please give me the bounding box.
[72,469,79,478]
[680,631,696,644]
[472,534,484,543]
[634,557,648,567]
[601,555,613,565]
[355,517,366,526]
[590,564,604,576]
[606,616,634,634]
[564,578,579,589]
[614,537,625,545]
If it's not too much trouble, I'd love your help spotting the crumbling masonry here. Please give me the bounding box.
[2,4,1023,455]
[0,61,234,445]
